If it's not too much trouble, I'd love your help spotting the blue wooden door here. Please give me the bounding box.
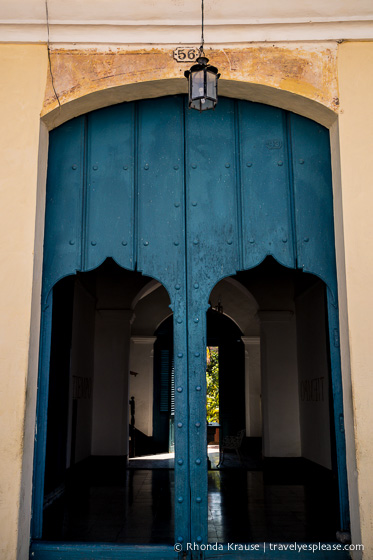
[31,96,349,560]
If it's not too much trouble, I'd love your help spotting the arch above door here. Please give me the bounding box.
[41,46,339,130]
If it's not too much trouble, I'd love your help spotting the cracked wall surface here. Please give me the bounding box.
[42,44,338,128]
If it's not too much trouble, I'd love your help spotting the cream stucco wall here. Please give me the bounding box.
[0,44,48,560]
[1,0,373,43]
[337,41,373,558]
[0,37,373,560]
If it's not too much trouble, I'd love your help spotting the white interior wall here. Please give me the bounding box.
[130,279,261,442]
[131,285,171,336]
[129,337,157,437]
[68,273,331,464]
[258,310,301,457]
[296,283,332,469]
[66,262,331,467]
[242,336,262,437]
[67,279,96,466]
[91,309,133,456]
[210,279,260,336]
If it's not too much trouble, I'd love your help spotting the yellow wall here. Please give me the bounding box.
[0,44,47,559]
[0,39,372,560]
[338,42,373,558]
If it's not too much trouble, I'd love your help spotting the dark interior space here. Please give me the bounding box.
[43,455,338,544]
[42,258,341,545]
[208,459,339,543]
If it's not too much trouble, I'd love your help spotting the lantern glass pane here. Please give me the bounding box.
[190,98,215,111]
[203,98,215,110]
[191,70,205,99]
[206,71,217,101]
[190,99,201,111]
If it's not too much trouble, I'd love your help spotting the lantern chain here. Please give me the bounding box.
[200,0,205,56]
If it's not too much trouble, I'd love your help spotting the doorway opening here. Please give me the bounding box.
[151,311,243,465]
[207,257,340,543]
[206,346,219,425]
[206,346,220,461]
[42,259,175,544]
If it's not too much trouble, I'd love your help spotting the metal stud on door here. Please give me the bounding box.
[137,97,191,547]
[185,98,241,550]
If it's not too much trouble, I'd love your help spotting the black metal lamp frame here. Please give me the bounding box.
[184,56,220,111]
[184,0,220,111]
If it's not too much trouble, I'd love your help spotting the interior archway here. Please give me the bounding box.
[42,259,175,544]
[206,258,340,543]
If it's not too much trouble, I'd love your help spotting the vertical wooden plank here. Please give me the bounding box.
[185,97,241,547]
[137,97,186,293]
[137,96,190,548]
[290,113,338,302]
[185,97,240,292]
[239,102,295,270]
[186,310,208,549]
[30,542,179,559]
[42,117,85,302]
[326,291,350,532]
[31,293,53,538]
[85,104,135,272]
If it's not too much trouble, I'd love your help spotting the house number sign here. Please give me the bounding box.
[173,47,200,62]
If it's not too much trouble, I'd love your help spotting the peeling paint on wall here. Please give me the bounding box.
[42,43,339,118]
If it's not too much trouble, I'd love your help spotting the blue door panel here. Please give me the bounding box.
[186,309,208,546]
[239,102,295,270]
[29,541,351,560]
[137,96,185,294]
[85,104,135,271]
[185,97,240,298]
[30,542,178,559]
[35,96,348,559]
[32,293,53,538]
[137,96,190,544]
[327,291,350,531]
[43,117,85,302]
[185,98,240,544]
[289,113,338,303]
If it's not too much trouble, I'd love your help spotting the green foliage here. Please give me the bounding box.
[206,347,219,423]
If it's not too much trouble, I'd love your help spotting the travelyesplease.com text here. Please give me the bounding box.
[174,542,364,553]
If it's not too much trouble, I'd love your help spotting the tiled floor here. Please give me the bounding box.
[208,470,338,543]
[42,451,339,544]
[43,469,175,543]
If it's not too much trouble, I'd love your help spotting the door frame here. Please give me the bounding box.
[30,95,350,559]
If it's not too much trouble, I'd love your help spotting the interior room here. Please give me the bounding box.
[42,257,339,544]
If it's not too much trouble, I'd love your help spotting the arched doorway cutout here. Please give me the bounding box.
[205,261,342,544]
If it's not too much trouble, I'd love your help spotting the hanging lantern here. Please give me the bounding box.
[184,56,220,111]
[184,0,220,111]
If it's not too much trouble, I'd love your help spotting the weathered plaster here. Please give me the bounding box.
[42,43,338,129]
[0,44,48,560]
[2,0,373,44]
[337,41,373,559]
